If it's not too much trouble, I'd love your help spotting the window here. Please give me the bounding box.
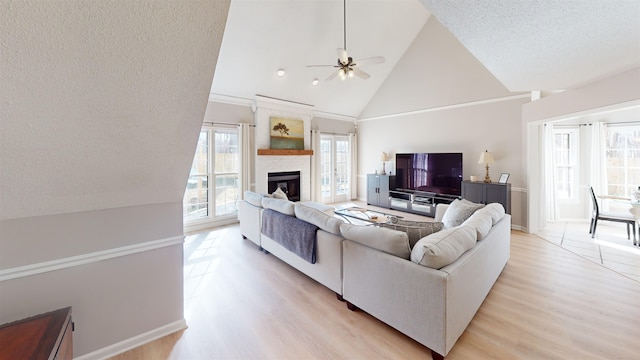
[553,128,578,199]
[606,124,640,197]
[183,127,239,226]
[213,128,240,216]
[184,131,209,221]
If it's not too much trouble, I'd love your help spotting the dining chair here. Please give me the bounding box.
[589,186,636,243]
[631,206,640,246]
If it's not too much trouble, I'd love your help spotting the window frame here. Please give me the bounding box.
[552,127,579,203]
[183,125,240,232]
[606,123,640,198]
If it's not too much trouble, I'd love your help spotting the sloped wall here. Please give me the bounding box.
[360,16,517,119]
[357,16,528,229]
[0,1,229,219]
[0,0,230,357]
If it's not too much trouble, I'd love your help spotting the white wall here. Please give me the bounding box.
[357,97,528,228]
[0,1,230,357]
[312,116,356,134]
[523,67,640,233]
[0,204,184,356]
[203,99,255,125]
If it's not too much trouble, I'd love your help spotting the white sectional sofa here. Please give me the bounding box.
[238,191,345,296]
[237,192,511,359]
[342,202,510,359]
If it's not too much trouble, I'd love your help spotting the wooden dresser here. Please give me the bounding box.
[0,307,73,360]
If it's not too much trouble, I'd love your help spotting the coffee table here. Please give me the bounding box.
[334,206,401,226]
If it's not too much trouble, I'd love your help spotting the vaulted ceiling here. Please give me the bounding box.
[210,0,640,119]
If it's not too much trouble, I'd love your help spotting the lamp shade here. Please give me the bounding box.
[381,152,389,161]
[478,150,494,165]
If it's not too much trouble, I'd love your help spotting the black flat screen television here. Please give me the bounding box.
[395,153,463,196]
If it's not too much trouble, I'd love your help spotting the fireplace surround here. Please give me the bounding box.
[253,96,313,201]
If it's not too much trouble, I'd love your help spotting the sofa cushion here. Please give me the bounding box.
[272,187,288,200]
[381,219,444,249]
[261,197,295,216]
[244,191,264,208]
[294,204,342,235]
[476,203,506,225]
[461,210,493,240]
[299,201,335,213]
[441,199,484,229]
[340,223,411,259]
[411,225,477,269]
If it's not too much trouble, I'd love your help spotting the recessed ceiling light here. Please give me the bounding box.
[312,78,319,86]
[276,68,285,77]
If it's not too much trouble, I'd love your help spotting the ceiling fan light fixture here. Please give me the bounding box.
[304,0,385,82]
[276,68,285,77]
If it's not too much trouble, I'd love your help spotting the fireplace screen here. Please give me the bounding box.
[267,171,301,202]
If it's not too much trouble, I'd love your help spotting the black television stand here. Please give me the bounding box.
[388,189,460,218]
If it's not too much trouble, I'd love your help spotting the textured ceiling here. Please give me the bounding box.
[211,0,640,118]
[419,0,640,91]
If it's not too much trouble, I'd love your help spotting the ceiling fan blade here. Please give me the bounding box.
[352,67,370,79]
[353,56,385,66]
[337,48,349,65]
[306,64,337,68]
[326,69,341,81]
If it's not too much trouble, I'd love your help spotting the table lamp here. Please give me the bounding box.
[381,152,389,175]
[478,150,494,183]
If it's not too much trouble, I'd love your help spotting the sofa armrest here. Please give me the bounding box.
[342,240,448,355]
[238,200,262,247]
[342,213,511,357]
[434,203,449,222]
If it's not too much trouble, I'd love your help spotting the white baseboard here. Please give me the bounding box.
[74,319,187,360]
[512,224,528,232]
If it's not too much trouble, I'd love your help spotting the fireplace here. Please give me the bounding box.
[268,171,301,202]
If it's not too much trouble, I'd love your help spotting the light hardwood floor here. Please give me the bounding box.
[110,221,640,359]
[537,221,640,282]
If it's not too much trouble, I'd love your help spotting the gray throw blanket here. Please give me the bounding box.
[261,209,318,264]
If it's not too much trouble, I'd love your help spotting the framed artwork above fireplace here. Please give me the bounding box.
[270,117,304,150]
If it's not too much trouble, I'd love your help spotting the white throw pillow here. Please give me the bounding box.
[441,199,484,229]
[411,225,477,269]
[476,203,506,225]
[272,187,288,200]
[461,211,493,240]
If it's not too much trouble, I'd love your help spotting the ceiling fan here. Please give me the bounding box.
[306,0,385,81]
